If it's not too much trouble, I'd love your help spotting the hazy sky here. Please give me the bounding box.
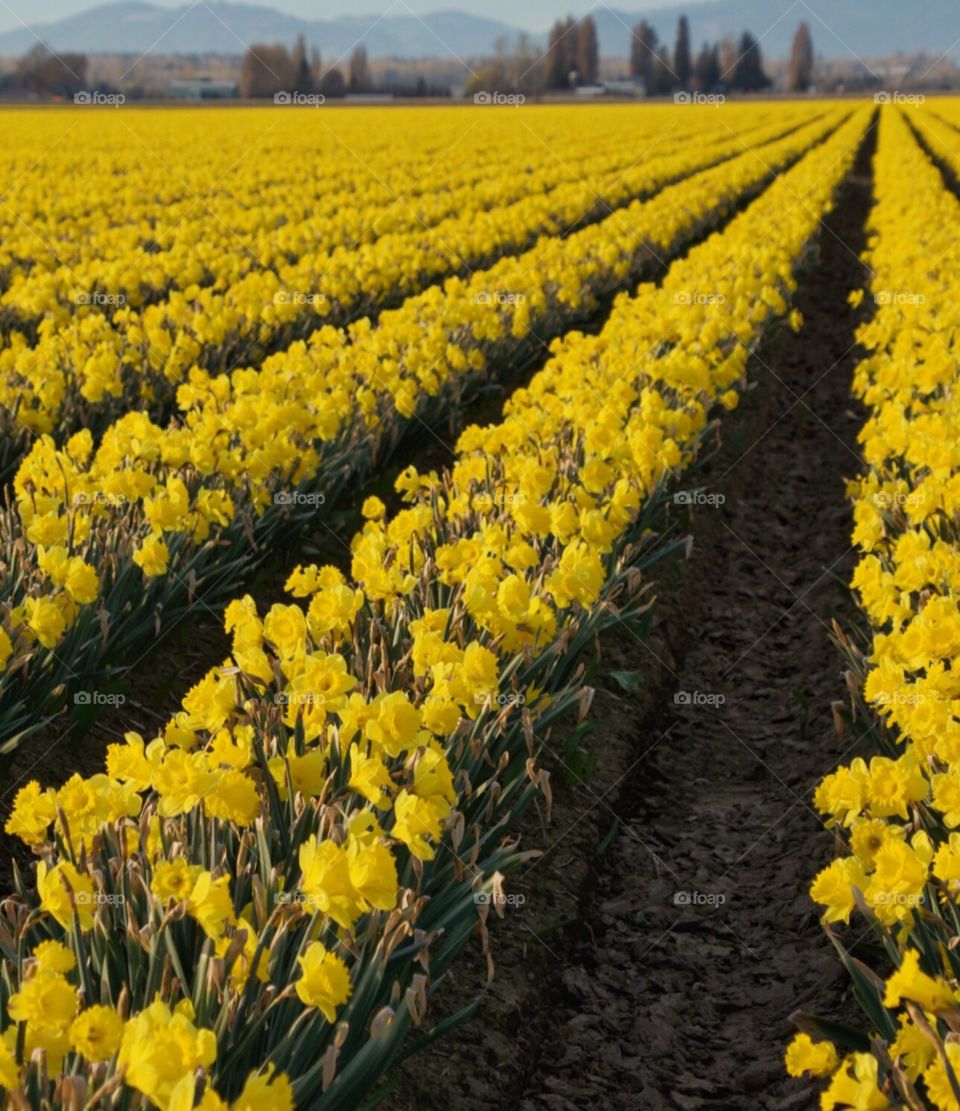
[0,0,698,35]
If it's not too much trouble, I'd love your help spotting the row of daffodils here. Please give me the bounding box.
[788,107,960,1107]
[3,106,695,320]
[0,109,847,755]
[0,104,815,471]
[0,110,869,1107]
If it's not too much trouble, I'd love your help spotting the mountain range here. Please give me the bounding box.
[0,0,956,61]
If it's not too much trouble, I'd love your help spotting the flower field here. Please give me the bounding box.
[5,96,960,1109]
[785,106,960,1106]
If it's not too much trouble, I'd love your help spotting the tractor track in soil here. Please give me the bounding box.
[391,120,877,1110]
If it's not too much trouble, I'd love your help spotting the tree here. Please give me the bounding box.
[14,44,87,96]
[630,20,658,93]
[291,33,312,93]
[310,47,322,89]
[693,42,720,92]
[239,44,294,98]
[465,32,546,98]
[513,32,547,96]
[321,67,346,98]
[349,45,370,92]
[674,16,692,89]
[730,31,771,92]
[546,16,577,89]
[787,22,814,92]
[652,46,674,96]
[576,17,598,85]
[717,35,738,84]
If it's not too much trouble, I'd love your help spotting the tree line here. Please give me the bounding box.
[628,17,773,94]
[0,45,89,98]
[0,16,816,102]
[468,16,816,98]
[239,36,448,98]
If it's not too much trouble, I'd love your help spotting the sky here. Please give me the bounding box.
[0,0,698,35]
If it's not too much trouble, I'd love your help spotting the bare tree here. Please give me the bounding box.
[693,42,720,92]
[717,35,738,83]
[546,16,577,89]
[576,17,599,85]
[349,45,370,92]
[787,22,814,92]
[14,45,88,96]
[239,44,294,99]
[652,46,673,95]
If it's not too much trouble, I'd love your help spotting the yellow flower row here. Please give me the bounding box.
[0,108,847,754]
[792,107,960,1108]
[0,106,639,317]
[0,104,810,461]
[906,100,960,180]
[0,107,870,1109]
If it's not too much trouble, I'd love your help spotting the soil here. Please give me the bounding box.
[389,125,877,1108]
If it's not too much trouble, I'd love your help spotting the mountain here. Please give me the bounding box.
[0,2,520,59]
[0,0,956,60]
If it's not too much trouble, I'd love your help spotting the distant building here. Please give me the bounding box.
[167,79,237,100]
[603,79,643,97]
[573,82,642,97]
